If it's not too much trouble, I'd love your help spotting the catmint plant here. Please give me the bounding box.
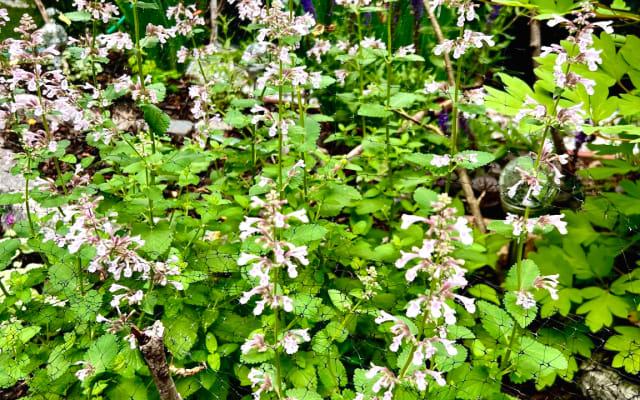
[238,190,310,398]
[360,194,474,398]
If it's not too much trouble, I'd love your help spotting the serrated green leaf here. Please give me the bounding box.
[477,300,514,341]
[163,313,198,359]
[0,193,24,205]
[514,337,568,380]
[0,239,20,270]
[141,104,170,138]
[413,187,438,211]
[504,260,540,291]
[328,289,352,312]
[357,104,390,118]
[86,334,119,374]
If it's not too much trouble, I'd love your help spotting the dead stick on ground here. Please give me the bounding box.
[423,1,487,233]
[132,321,182,400]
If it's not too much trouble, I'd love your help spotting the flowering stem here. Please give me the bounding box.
[397,276,437,380]
[277,57,284,200]
[191,36,208,82]
[132,0,156,155]
[24,154,35,237]
[356,10,367,137]
[90,19,98,87]
[34,74,69,197]
[502,68,567,369]
[272,269,283,399]
[445,50,463,194]
[384,2,393,190]
[272,38,285,400]
[296,86,308,201]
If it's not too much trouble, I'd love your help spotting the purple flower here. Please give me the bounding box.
[411,0,423,19]
[485,5,501,27]
[5,214,15,226]
[300,0,317,18]
[438,110,449,135]
[364,12,372,26]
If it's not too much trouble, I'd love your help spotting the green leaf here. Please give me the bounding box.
[477,300,514,341]
[46,263,79,296]
[318,358,347,388]
[289,364,317,389]
[86,334,119,374]
[63,11,91,21]
[107,377,148,400]
[141,104,170,138]
[504,292,537,328]
[0,239,20,270]
[286,389,322,400]
[514,337,568,380]
[69,290,103,322]
[504,259,540,291]
[433,365,498,400]
[135,1,160,9]
[434,344,467,372]
[602,193,640,216]
[240,347,275,364]
[389,93,421,109]
[47,332,76,380]
[328,289,353,313]
[136,220,173,259]
[468,284,500,305]
[487,220,515,237]
[413,187,438,211]
[605,326,640,375]
[404,153,444,171]
[285,224,328,245]
[205,333,218,353]
[0,193,24,205]
[207,353,221,370]
[163,313,199,359]
[576,288,632,332]
[620,35,640,72]
[357,104,391,118]
[314,183,362,217]
[456,151,495,169]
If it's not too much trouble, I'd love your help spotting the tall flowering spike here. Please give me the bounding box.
[369,193,473,393]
